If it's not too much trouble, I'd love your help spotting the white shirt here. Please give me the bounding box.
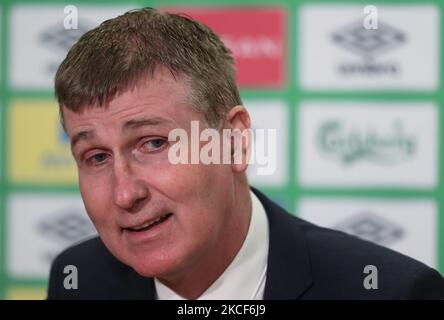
[155,190,270,300]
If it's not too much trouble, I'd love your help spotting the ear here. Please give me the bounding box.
[223,105,251,173]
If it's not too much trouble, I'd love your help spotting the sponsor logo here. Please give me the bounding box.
[334,212,404,246]
[38,209,96,262]
[39,210,95,245]
[9,5,132,89]
[39,19,94,74]
[298,5,439,89]
[317,119,416,165]
[163,7,286,87]
[298,102,437,187]
[332,20,406,76]
[8,101,77,184]
[41,126,74,169]
[7,194,96,278]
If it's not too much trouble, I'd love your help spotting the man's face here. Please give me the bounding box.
[63,68,239,279]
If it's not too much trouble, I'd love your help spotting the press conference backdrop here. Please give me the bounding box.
[0,0,443,299]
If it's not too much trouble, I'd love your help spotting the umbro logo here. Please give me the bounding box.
[333,212,404,246]
[39,19,94,73]
[39,209,96,262]
[332,20,406,60]
[39,210,96,244]
[331,20,406,75]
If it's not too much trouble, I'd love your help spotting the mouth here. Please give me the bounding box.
[125,212,174,233]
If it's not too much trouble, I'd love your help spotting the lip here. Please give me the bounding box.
[122,212,174,243]
[124,212,173,230]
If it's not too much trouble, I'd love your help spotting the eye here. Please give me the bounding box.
[86,152,109,166]
[140,138,167,152]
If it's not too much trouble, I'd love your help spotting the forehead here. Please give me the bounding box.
[62,67,200,135]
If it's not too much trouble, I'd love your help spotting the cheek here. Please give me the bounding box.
[146,163,230,221]
[164,164,233,229]
[79,174,113,227]
[156,163,230,203]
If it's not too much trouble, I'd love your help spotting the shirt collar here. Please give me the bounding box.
[155,189,269,300]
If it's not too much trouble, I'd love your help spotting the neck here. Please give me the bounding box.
[158,176,252,299]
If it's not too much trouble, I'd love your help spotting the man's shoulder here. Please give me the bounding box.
[270,202,444,299]
[47,237,144,299]
[296,215,422,269]
[251,187,444,299]
[54,236,111,264]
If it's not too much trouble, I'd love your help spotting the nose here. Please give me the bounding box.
[112,159,149,212]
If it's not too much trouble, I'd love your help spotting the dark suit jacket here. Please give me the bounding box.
[47,188,444,299]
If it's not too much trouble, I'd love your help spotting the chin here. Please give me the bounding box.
[103,235,189,279]
[130,257,181,279]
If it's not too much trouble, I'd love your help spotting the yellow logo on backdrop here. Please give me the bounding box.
[6,286,47,300]
[8,100,77,184]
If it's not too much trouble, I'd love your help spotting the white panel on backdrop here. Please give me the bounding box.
[298,101,438,188]
[299,5,440,90]
[9,5,134,89]
[7,193,97,278]
[297,198,437,268]
[245,100,288,187]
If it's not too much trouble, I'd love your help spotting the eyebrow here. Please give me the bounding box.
[122,117,170,132]
[71,130,94,148]
[70,117,173,148]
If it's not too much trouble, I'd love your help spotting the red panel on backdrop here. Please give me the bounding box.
[162,7,287,88]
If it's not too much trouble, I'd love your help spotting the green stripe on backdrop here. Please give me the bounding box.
[433,0,444,277]
[0,0,10,300]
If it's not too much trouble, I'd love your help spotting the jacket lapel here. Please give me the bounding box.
[252,187,313,299]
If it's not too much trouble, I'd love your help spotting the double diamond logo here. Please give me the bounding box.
[39,210,96,244]
[39,19,94,74]
[40,19,93,52]
[332,20,406,60]
[334,212,404,246]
